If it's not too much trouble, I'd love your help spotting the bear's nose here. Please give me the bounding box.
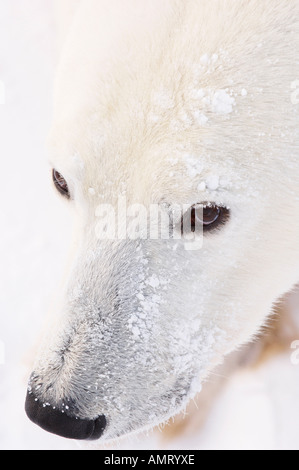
[25,391,106,440]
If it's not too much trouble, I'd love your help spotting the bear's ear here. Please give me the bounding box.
[52,169,71,199]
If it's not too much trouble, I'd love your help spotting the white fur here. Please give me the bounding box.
[28,0,299,441]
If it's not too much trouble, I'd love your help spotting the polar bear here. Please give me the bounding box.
[25,0,299,441]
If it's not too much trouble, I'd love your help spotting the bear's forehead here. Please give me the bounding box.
[48,50,241,172]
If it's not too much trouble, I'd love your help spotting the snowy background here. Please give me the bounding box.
[0,1,298,450]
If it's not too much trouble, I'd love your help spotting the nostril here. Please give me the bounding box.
[25,391,106,440]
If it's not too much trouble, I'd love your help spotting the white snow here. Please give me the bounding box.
[197,181,206,192]
[0,0,299,451]
[193,110,209,125]
[206,175,220,191]
[183,153,203,178]
[211,89,236,115]
[199,53,219,69]
[147,274,160,289]
[200,53,210,66]
[88,187,96,196]
[151,89,174,111]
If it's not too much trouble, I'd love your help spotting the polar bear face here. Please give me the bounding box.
[26,0,299,441]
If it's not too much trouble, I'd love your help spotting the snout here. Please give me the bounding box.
[25,391,106,440]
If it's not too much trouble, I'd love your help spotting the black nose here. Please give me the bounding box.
[25,391,106,440]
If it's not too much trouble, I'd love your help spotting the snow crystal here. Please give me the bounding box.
[200,53,210,66]
[88,187,96,196]
[147,274,160,289]
[168,157,179,166]
[241,88,248,97]
[206,175,220,191]
[211,89,235,115]
[131,326,140,338]
[183,153,203,178]
[180,112,193,126]
[197,181,206,192]
[152,90,174,110]
[199,53,218,69]
[193,110,208,125]
[190,88,205,100]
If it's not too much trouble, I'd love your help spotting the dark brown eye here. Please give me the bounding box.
[182,203,230,234]
[52,169,70,199]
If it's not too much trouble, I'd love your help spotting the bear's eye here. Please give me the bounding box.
[182,203,230,234]
[52,169,70,199]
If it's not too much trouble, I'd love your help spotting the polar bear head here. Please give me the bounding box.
[25,0,299,441]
